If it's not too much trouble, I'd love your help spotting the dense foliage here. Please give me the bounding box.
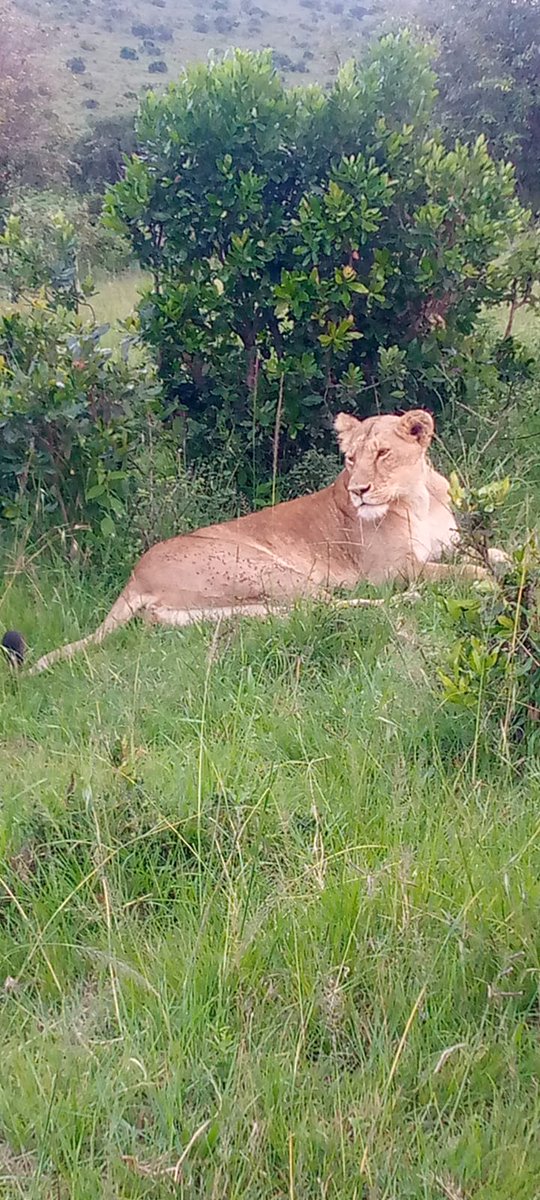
[69,116,139,194]
[0,190,132,306]
[439,476,540,753]
[413,0,540,201]
[106,39,536,487]
[0,306,158,536]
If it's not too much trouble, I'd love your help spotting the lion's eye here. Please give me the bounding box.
[377,448,390,460]
[345,454,354,468]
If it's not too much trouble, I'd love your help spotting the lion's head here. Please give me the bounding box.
[334,409,435,521]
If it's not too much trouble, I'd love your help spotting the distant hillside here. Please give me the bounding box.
[13,0,380,131]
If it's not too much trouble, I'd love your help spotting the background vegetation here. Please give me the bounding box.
[105,41,536,488]
[0,2,539,1196]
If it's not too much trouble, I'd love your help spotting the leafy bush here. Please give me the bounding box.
[0,209,81,309]
[0,306,159,538]
[120,46,138,60]
[105,40,538,489]
[148,59,168,74]
[132,21,154,37]
[215,15,236,32]
[413,0,540,201]
[0,189,132,304]
[439,477,540,757]
[69,115,138,193]
[67,57,87,74]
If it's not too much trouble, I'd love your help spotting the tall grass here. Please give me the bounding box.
[0,289,539,1199]
[91,268,148,330]
[1,556,539,1199]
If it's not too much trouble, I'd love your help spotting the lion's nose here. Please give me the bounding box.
[350,483,371,497]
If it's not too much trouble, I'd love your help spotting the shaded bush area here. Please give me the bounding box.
[0,189,132,291]
[69,115,138,193]
[412,0,540,202]
[0,307,158,539]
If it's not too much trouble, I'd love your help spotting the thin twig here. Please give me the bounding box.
[271,373,285,508]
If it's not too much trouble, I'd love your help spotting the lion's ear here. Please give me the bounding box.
[334,412,362,455]
[398,409,434,449]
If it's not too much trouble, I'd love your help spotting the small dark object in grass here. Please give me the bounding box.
[2,631,25,668]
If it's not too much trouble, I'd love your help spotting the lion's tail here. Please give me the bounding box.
[28,586,145,675]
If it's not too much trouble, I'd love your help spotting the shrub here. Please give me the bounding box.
[0,306,159,538]
[413,0,540,200]
[120,46,138,60]
[215,15,235,32]
[272,50,294,69]
[148,59,168,74]
[439,477,540,758]
[131,21,154,37]
[0,189,133,303]
[66,56,86,74]
[105,41,538,490]
[69,115,137,192]
[192,16,209,32]
[0,209,80,309]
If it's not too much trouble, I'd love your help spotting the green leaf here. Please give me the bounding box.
[100,514,115,538]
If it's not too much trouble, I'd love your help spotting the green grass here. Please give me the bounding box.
[0,270,147,331]
[486,298,540,353]
[91,268,148,329]
[1,294,539,1197]
[1,534,539,1197]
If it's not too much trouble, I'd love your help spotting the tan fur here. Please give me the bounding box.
[30,410,496,672]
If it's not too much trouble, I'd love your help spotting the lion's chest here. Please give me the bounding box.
[405,505,458,565]
[354,495,458,582]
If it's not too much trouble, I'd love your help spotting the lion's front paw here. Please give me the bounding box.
[487,547,512,577]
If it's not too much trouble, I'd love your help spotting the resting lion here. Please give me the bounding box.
[8,409,503,673]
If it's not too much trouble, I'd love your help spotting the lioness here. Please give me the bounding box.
[10,409,500,673]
